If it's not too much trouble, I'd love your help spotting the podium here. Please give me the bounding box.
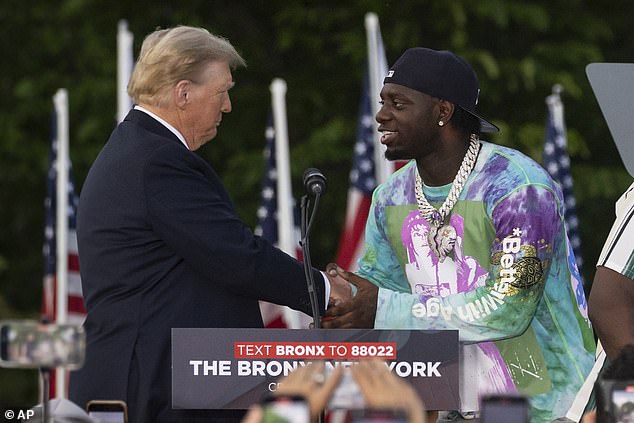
[171,328,459,410]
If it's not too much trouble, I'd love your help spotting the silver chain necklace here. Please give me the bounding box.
[415,134,480,262]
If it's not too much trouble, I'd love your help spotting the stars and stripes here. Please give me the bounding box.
[334,74,378,270]
[255,114,306,328]
[254,118,282,243]
[351,105,378,194]
[334,13,399,271]
[544,88,584,278]
[42,110,85,325]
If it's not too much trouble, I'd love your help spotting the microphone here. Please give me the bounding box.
[303,168,327,196]
[300,168,327,329]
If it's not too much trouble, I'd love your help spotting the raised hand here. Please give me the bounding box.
[273,362,342,422]
[351,359,427,423]
[241,362,343,423]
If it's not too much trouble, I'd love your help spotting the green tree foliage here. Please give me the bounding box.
[1,0,632,407]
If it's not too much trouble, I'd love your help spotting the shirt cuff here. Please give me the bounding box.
[321,271,330,311]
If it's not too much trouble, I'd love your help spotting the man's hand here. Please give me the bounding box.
[242,362,342,423]
[273,362,342,422]
[321,264,378,329]
[325,264,352,307]
[351,359,427,423]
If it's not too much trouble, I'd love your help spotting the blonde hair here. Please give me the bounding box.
[128,26,246,107]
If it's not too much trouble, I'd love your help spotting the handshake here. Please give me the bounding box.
[241,359,426,423]
[323,264,379,329]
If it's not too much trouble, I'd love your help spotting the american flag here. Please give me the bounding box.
[255,114,308,328]
[335,14,399,271]
[42,110,85,325]
[543,89,584,279]
[255,115,283,245]
[334,74,377,270]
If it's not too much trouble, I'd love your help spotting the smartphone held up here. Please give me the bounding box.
[261,395,310,423]
[480,394,530,423]
[0,319,85,369]
[86,400,129,423]
[597,380,634,423]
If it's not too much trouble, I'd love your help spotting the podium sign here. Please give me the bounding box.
[172,328,459,410]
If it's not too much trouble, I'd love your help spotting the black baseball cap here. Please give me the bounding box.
[384,47,499,133]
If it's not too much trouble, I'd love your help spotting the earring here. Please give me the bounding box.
[438,120,444,127]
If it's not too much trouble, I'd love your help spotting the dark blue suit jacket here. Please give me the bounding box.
[69,109,325,422]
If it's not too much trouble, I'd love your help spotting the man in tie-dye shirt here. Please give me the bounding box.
[323,48,595,422]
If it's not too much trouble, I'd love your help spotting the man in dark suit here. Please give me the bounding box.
[69,26,349,423]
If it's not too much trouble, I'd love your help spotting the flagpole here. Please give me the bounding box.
[270,79,305,329]
[117,20,134,123]
[364,12,391,185]
[548,84,565,132]
[270,79,294,256]
[53,88,69,398]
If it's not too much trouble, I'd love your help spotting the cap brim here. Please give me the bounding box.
[465,109,499,133]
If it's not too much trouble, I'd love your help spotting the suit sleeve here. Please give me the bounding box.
[369,184,561,342]
[142,144,325,315]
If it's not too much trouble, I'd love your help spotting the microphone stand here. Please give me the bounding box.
[41,367,51,423]
[40,317,51,423]
[300,172,326,423]
[300,193,322,329]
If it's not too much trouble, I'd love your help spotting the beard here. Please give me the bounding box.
[384,147,409,161]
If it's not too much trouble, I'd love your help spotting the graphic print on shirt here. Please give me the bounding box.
[401,210,487,297]
[401,209,518,394]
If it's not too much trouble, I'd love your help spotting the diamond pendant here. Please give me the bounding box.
[430,209,443,226]
[427,223,457,262]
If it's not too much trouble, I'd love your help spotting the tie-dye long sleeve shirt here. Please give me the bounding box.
[358,141,595,423]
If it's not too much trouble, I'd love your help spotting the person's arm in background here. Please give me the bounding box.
[589,267,634,361]
[588,183,634,362]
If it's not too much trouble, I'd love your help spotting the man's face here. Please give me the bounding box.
[376,83,440,161]
[180,61,234,150]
